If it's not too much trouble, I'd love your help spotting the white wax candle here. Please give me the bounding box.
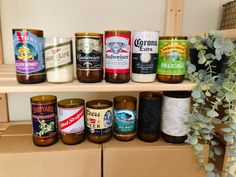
[45,37,73,83]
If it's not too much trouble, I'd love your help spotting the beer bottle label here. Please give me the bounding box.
[31,102,57,137]
[132,32,158,74]
[162,96,190,136]
[86,107,113,135]
[157,39,188,75]
[45,41,73,70]
[58,106,85,134]
[105,34,131,74]
[76,38,103,70]
[13,31,45,74]
[114,109,136,133]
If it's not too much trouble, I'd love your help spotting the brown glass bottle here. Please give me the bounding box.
[161,91,191,143]
[105,30,131,83]
[156,36,188,83]
[86,100,113,143]
[114,96,137,141]
[13,28,46,84]
[138,92,162,142]
[31,95,58,146]
[58,98,85,145]
[75,32,103,83]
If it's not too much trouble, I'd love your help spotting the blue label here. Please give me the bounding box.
[13,30,45,74]
[31,102,57,137]
[114,109,136,133]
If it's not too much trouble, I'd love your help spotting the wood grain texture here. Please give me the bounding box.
[165,0,184,35]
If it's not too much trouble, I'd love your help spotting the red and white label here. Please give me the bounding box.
[58,106,85,134]
[105,34,131,73]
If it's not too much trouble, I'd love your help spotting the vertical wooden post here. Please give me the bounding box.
[0,26,9,123]
[165,0,184,35]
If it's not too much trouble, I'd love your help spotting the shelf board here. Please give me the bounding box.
[0,64,196,93]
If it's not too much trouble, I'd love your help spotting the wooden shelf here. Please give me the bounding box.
[0,64,196,93]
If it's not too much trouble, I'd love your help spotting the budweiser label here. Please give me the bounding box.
[105,34,131,73]
[58,106,85,134]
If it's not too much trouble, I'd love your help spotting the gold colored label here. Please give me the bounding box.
[86,107,113,129]
[77,38,101,54]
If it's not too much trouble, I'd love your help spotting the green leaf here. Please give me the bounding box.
[221,128,231,133]
[225,92,236,102]
[187,136,198,145]
[224,134,234,142]
[228,149,236,157]
[206,171,215,177]
[205,91,211,97]
[226,173,234,177]
[194,144,203,151]
[192,87,202,99]
[198,55,207,65]
[207,110,219,118]
[230,123,236,131]
[205,163,214,172]
[214,147,222,156]
[212,118,222,124]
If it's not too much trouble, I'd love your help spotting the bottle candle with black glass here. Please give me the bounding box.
[138,92,162,142]
[161,91,191,143]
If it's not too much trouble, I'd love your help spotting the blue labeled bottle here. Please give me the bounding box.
[13,28,46,84]
[114,96,137,141]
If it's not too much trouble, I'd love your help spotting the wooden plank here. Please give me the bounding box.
[0,80,196,93]
[0,93,9,122]
[0,29,3,64]
[165,0,184,35]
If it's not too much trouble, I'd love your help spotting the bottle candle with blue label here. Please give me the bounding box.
[12,29,46,84]
[114,96,137,141]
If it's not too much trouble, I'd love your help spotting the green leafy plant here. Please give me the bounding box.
[185,31,236,177]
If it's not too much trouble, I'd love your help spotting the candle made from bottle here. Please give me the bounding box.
[45,37,73,83]
[13,28,46,84]
[161,91,191,143]
[114,96,137,141]
[86,100,113,143]
[138,92,162,142]
[58,98,85,145]
[31,95,58,146]
[132,31,159,82]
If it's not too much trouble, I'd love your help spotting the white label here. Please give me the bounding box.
[58,106,85,134]
[105,36,130,71]
[86,107,113,129]
[161,96,190,136]
[45,43,72,69]
[132,31,158,54]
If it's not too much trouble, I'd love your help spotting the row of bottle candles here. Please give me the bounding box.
[13,29,188,84]
[31,91,191,146]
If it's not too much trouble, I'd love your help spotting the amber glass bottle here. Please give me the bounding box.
[75,32,103,83]
[114,96,137,141]
[161,91,191,143]
[138,92,162,142]
[58,98,85,145]
[156,36,188,83]
[13,28,46,84]
[86,100,113,143]
[105,30,131,83]
[31,95,58,146]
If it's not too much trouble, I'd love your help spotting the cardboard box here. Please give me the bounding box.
[1,124,32,136]
[103,138,208,177]
[0,136,101,177]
